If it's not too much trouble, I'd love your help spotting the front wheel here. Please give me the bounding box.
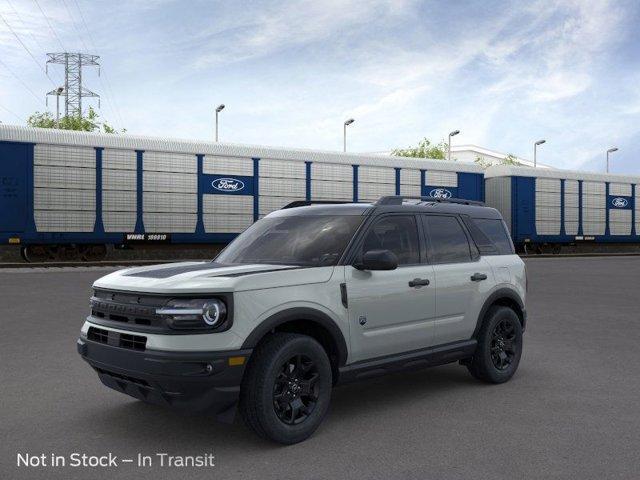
[467,306,523,383]
[239,333,332,444]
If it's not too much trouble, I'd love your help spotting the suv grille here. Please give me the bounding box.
[87,326,147,351]
[90,290,169,331]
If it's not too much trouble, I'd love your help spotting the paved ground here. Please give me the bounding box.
[2,257,639,480]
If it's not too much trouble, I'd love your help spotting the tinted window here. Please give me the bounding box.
[423,215,472,264]
[361,216,420,265]
[474,218,514,255]
[216,215,363,266]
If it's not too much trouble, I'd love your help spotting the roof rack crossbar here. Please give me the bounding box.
[281,200,355,209]
[375,196,485,206]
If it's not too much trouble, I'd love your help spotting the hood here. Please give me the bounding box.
[92,261,336,294]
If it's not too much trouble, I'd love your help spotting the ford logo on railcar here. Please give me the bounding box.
[429,188,452,199]
[612,197,628,208]
[212,178,244,192]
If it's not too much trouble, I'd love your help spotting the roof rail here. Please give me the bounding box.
[375,196,485,206]
[281,200,355,209]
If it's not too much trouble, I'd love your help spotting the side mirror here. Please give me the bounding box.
[355,249,398,271]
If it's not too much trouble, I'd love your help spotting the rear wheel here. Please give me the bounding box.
[467,306,523,383]
[22,245,50,263]
[239,333,332,444]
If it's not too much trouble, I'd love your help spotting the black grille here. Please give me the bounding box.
[87,326,147,351]
[87,326,109,344]
[90,290,169,331]
[119,333,147,351]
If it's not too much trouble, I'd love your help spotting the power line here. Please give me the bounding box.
[33,0,66,52]
[0,56,46,105]
[60,0,90,52]
[0,12,57,88]
[5,0,65,85]
[0,103,24,122]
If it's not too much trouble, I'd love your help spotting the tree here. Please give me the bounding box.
[474,153,523,169]
[27,107,125,133]
[392,138,450,160]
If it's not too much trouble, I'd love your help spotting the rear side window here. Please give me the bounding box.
[423,215,472,264]
[473,218,514,255]
[361,215,420,265]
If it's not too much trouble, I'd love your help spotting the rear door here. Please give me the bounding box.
[0,142,29,233]
[422,214,493,345]
[346,214,436,363]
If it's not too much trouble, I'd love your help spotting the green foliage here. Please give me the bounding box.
[474,153,523,169]
[391,138,450,160]
[27,107,125,134]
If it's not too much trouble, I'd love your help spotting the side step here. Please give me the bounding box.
[337,339,477,384]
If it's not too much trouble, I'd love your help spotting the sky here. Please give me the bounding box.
[0,0,639,173]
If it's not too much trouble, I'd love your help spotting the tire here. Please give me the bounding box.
[239,333,332,444]
[467,306,523,384]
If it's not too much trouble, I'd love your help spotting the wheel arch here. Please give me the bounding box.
[472,288,526,338]
[241,307,349,379]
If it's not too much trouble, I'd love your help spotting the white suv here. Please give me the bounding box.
[78,196,527,444]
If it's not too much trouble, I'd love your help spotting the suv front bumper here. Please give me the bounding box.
[77,337,252,422]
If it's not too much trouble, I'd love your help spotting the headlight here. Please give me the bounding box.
[156,298,228,330]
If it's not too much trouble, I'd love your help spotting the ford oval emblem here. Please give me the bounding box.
[212,177,245,192]
[612,197,628,208]
[429,188,452,199]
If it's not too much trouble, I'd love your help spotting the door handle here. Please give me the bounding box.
[409,278,430,288]
[471,273,488,282]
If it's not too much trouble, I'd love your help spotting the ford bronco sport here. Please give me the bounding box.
[77,196,526,444]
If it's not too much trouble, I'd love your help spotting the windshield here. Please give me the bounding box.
[215,215,364,267]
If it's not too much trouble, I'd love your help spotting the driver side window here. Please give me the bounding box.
[361,215,420,265]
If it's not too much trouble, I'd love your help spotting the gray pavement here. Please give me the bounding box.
[1,257,639,479]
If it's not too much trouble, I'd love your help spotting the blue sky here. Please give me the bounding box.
[1,0,639,173]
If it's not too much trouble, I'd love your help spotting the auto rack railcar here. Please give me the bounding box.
[0,125,484,261]
[485,165,640,253]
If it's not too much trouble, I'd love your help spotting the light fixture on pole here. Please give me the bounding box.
[343,118,355,152]
[46,86,65,128]
[448,130,460,161]
[606,147,618,173]
[533,139,546,167]
[215,104,225,142]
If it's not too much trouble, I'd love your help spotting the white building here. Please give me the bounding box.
[450,145,552,169]
[368,145,553,169]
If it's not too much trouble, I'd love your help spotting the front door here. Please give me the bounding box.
[346,214,436,363]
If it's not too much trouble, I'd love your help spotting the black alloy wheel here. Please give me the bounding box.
[490,318,517,370]
[273,354,320,425]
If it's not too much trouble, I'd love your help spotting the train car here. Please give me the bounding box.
[0,125,485,261]
[485,165,640,253]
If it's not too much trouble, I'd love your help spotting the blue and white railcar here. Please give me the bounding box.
[485,165,640,253]
[0,125,484,261]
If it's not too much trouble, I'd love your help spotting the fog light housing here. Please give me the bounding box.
[157,298,227,330]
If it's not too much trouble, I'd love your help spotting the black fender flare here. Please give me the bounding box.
[241,307,349,367]
[472,288,526,338]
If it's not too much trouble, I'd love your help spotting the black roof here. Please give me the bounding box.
[271,197,503,220]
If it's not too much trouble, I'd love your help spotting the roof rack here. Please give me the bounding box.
[375,196,485,206]
[281,200,355,209]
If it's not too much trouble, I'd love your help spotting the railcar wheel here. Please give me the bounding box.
[22,245,50,263]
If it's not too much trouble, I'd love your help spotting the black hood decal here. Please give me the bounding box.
[124,262,226,278]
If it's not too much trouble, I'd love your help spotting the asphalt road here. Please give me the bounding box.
[2,257,639,480]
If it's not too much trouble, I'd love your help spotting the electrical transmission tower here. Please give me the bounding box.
[46,53,100,118]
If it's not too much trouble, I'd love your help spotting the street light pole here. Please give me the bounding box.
[606,147,618,173]
[534,139,546,167]
[448,130,460,161]
[215,104,225,142]
[55,87,64,128]
[343,118,355,152]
